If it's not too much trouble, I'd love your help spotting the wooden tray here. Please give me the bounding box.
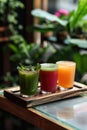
[4,82,87,108]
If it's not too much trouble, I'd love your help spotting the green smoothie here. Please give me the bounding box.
[17,64,40,96]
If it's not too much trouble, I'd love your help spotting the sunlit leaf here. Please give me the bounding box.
[31,9,67,26]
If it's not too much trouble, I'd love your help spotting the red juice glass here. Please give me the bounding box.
[40,63,58,93]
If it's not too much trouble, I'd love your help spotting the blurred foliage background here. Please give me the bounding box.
[0,0,87,129]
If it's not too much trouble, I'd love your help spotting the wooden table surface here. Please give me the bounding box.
[0,89,74,130]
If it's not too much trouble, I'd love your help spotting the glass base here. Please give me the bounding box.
[40,90,53,95]
[40,89,57,95]
[20,93,35,98]
[59,86,73,91]
[20,88,40,98]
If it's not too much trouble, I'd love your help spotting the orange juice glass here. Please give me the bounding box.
[56,61,76,89]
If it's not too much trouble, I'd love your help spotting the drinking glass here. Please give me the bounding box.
[39,63,58,93]
[56,61,76,90]
[18,68,39,97]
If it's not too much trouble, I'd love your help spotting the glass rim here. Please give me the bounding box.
[56,61,76,66]
[40,63,57,71]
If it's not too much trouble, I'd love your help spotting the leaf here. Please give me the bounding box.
[32,24,57,33]
[17,63,41,71]
[70,0,87,29]
[0,0,7,3]
[19,42,30,57]
[65,39,87,49]
[73,53,87,74]
[35,63,41,71]
[31,9,67,26]
[8,44,19,53]
[73,53,82,73]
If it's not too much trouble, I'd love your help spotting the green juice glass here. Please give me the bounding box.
[18,69,39,97]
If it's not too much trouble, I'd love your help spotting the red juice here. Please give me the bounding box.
[40,63,58,92]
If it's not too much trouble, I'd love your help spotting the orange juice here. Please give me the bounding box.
[56,61,76,89]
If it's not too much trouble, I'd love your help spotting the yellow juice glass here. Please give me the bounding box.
[56,61,76,89]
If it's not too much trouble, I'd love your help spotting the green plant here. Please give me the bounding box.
[2,41,50,87]
[9,41,50,67]
[31,9,67,33]
[47,44,74,63]
[73,52,87,74]
[17,63,41,71]
[0,0,25,87]
[65,38,87,49]
[4,41,51,86]
[70,0,87,32]
[31,0,87,35]
[31,9,67,26]
[0,0,24,43]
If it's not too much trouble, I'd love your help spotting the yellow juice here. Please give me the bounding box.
[56,61,76,89]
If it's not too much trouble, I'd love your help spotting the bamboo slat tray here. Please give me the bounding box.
[4,82,87,108]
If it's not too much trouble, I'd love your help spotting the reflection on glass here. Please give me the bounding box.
[57,107,74,119]
[35,96,87,130]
